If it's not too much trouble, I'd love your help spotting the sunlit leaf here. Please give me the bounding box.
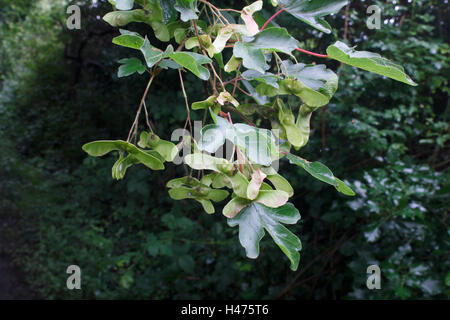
[228,202,302,271]
[254,190,289,207]
[265,173,294,197]
[241,1,263,36]
[327,41,417,86]
[217,91,239,107]
[247,169,267,200]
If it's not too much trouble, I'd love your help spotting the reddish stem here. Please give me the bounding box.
[259,8,329,58]
[260,8,286,31]
[295,48,329,58]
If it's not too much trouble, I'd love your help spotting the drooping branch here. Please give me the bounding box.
[127,71,157,142]
[178,70,193,135]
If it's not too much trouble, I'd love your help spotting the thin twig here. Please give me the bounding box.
[127,72,157,142]
[178,70,193,135]
[142,101,153,133]
[236,86,252,97]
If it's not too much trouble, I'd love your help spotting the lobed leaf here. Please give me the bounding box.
[113,31,173,68]
[233,27,299,73]
[280,0,348,34]
[117,58,146,77]
[227,202,302,271]
[141,37,174,67]
[174,0,198,22]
